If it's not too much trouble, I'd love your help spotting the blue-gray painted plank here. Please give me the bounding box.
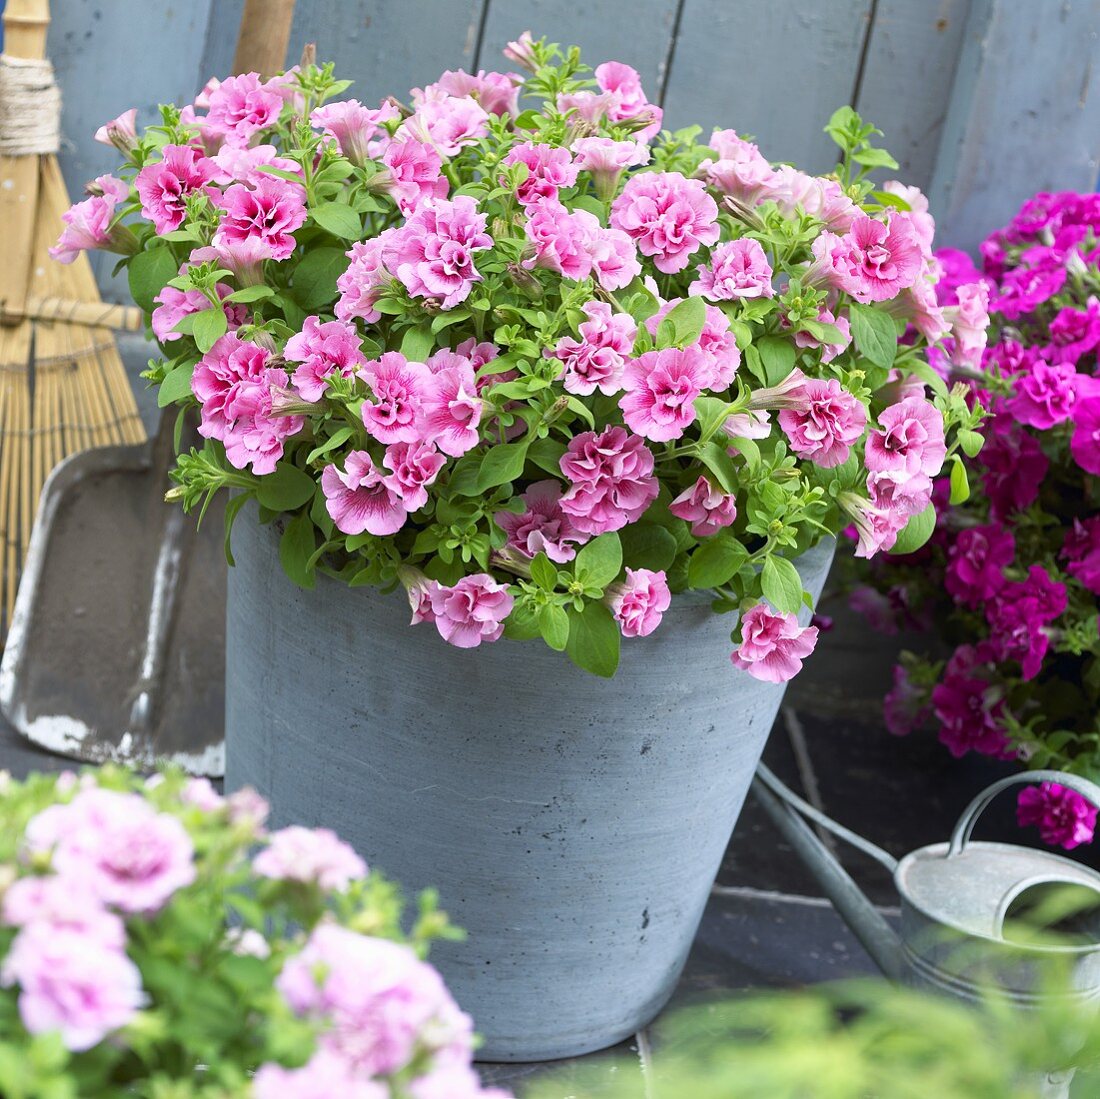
[661,0,872,171]
[853,0,971,192]
[45,0,215,297]
[198,0,488,106]
[929,0,1100,253]
[476,0,680,99]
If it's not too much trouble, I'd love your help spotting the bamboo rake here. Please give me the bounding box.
[0,0,145,635]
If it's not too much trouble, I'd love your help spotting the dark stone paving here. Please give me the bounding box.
[4,345,1098,1095]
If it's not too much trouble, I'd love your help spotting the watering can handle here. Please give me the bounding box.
[948,770,1100,857]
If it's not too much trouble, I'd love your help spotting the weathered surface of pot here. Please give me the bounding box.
[225,511,835,1061]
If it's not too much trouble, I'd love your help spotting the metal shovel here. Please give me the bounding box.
[0,409,226,775]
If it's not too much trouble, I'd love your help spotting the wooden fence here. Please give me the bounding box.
[6,0,1100,295]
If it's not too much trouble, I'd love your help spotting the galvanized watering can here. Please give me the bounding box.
[752,766,1100,1096]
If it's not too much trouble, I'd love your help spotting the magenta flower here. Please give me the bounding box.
[278,924,472,1075]
[1007,360,1080,428]
[213,176,307,262]
[587,225,642,291]
[946,281,990,370]
[25,788,195,914]
[1048,300,1100,362]
[1018,783,1098,849]
[416,68,520,118]
[204,72,283,146]
[49,183,135,264]
[833,213,924,303]
[669,475,737,536]
[559,426,658,535]
[610,172,719,274]
[421,361,483,456]
[336,233,396,324]
[383,196,492,310]
[0,925,144,1052]
[312,99,398,165]
[402,94,490,156]
[135,144,220,234]
[883,663,932,737]
[594,61,662,138]
[495,480,586,563]
[698,129,776,205]
[503,142,579,207]
[777,377,867,468]
[1063,517,1100,595]
[383,441,446,512]
[285,316,367,402]
[321,451,408,536]
[607,568,670,638]
[429,575,514,648]
[2,875,125,950]
[572,137,649,200]
[253,826,367,891]
[620,345,709,442]
[730,603,819,683]
[981,416,1050,518]
[771,169,859,231]
[380,140,449,213]
[866,469,933,526]
[985,568,1067,680]
[358,351,431,444]
[189,237,270,286]
[932,667,1012,759]
[1070,394,1100,476]
[547,301,636,396]
[151,283,246,344]
[524,201,599,281]
[865,397,946,477]
[994,257,1067,320]
[692,238,775,301]
[211,143,301,188]
[94,107,138,154]
[944,525,1015,607]
[254,1051,389,1099]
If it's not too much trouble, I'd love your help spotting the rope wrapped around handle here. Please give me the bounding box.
[0,55,60,156]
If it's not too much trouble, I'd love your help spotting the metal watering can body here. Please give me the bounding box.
[752,767,1100,1007]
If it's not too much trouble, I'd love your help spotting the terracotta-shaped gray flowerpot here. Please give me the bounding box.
[225,511,835,1061]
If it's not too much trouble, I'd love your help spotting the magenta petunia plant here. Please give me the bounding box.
[848,190,1100,848]
[0,767,509,1098]
[57,37,980,680]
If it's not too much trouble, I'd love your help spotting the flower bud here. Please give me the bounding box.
[502,31,539,73]
[506,262,543,301]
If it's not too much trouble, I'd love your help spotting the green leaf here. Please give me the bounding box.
[761,554,804,615]
[292,246,349,310]
[530,552,558,591]
[658,296,706,349]
[476,441,530,492]
[687,533,748,590]
[849,303,898,371]
[191,307,228,354]
[693,395,733,440]
[620,522,678,571]
[400,324,436,364]
[527,437,567,477]
[538,603,570,651]
[755,335,796,386]
[306,426,353,464]
[222,492,251,567]
[128,247,178,314]
[565,601,621,678]
[574,532,622,590]
[157,361,195,407]
[256,462,316,511]
[504,598,541,640]
[949,455,970,505]
[697,440,739,494]
[853,147,899,171]
[279,511,317,590]
[889,502,936,556]
[958,428,985,459]
[310,201,362,240]
[224,284,275,303]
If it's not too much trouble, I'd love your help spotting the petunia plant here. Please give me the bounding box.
[848,191,1100,850]
[0,767,509,1098]
[56,36,980,680]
